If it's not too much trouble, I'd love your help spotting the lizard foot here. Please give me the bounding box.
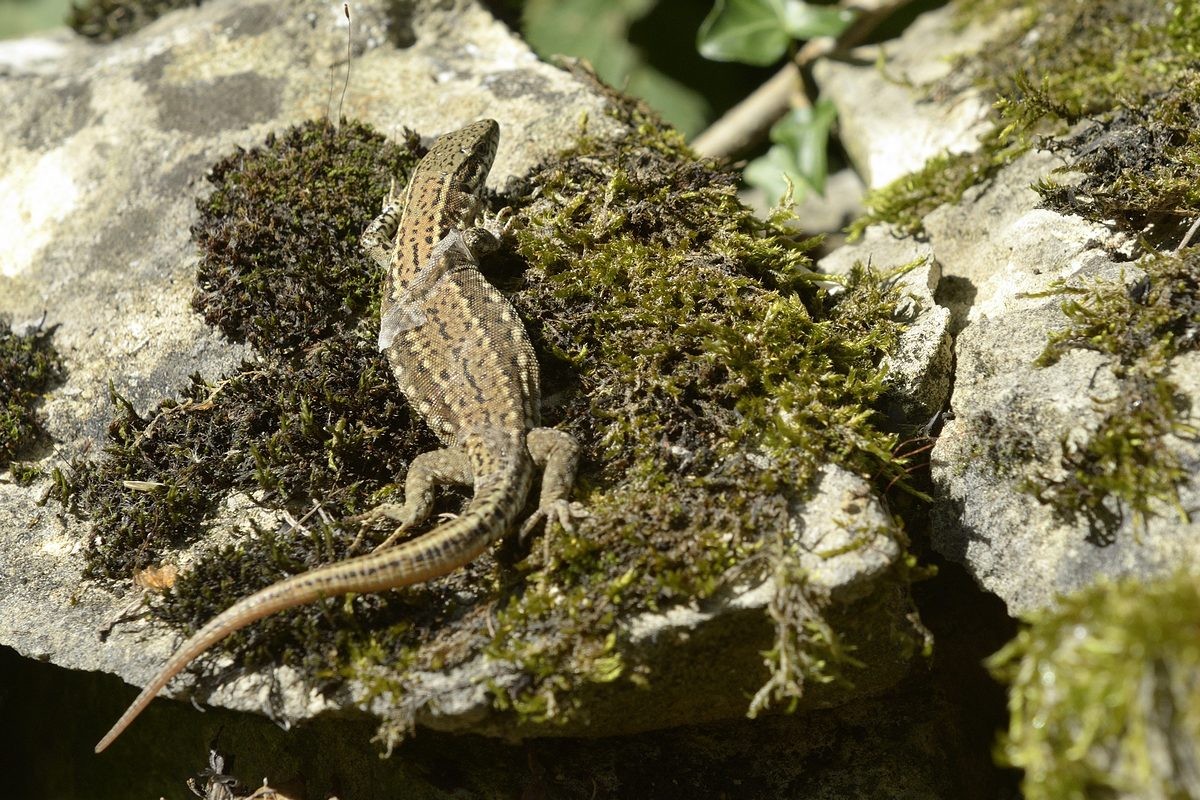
[518,500,588,546]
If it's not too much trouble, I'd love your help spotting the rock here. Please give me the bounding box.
[390,464,921,738]
[812,7,998,188]
[925,147,1200,615]
[0,0,607,737]
[815,2,1200,617]
[0,0,923,758]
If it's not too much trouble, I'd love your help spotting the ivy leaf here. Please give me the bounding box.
[781,2,855,40]
[697,0,792,65]
[744,99,839,202]
[698,0,856,65]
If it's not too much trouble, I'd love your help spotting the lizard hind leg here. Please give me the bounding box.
[519,427,586,543]
[358,447,473,551]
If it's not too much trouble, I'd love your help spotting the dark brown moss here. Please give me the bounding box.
[68,0,201,41]
[192,120,420,356]
[0,318,65,468]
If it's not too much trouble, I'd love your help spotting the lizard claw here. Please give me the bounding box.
[348,502,421,552]
[481,207,516,241]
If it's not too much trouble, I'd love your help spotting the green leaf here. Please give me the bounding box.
[697,0,792,65]
[524,0,710,136]
[781,2,855,39]
[744,144,802,204]
[744,99,839,203]
[698,0,855,65]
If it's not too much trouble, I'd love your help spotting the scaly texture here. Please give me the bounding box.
[95,119,581,753]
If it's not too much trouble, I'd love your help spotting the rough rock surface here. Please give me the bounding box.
[926,158,1200,614]
[812,7,997,188]
[0,0,924,756]
[391,463,919,738]
[816,4,1200,616]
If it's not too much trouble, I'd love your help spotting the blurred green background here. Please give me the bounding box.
[0,0,73,39]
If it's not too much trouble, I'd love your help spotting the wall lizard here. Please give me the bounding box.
[95,119,582,753]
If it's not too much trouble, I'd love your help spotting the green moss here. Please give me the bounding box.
[8,462,43,486]
[989,570,1200,800]
[66,109,920,746]
[467,112,917,724]
[856,0,1200,239]
[0,319,65,469]
[68,0,200,41]
[1023,250,1200,539]
[960,0,1200,238]
[849,132,1027,240]
[882,0,1200,536]
[1036,76,1200,234]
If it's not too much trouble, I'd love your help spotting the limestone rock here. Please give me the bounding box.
[0,0,922,752]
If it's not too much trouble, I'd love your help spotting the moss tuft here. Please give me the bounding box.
[0,319,65,469]
[848,132,1027,241]
[1025,249,1200,538]
[193,120,420,355]
[989,570,1200,800]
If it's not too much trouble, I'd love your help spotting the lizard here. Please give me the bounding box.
[95,118,582,753]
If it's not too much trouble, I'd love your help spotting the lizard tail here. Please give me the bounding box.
[95,447,533,753]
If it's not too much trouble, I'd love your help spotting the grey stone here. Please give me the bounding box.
[0,0,608,736]
[813,4,1200,616]
[0,0,921,752]
[812,6,1001,188]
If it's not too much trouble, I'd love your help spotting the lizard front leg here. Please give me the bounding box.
[362,180,400,271]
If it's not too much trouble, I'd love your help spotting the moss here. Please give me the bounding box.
[1036,77,1200,236]
[461,111,918,726]
[856,0,1200,239]
[1023,250,1200,540]
[68,0,201,41]
[63,120,421,582]
[989,570,1200,800]
[8,462,44,487]
[193,121,420,356]
[879,0,1200,536]
[958,0,1200,239]
[848,131,1027,241]
[65,108,920,745]
[0,319,65,469]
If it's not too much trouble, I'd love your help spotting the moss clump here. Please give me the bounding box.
[467,110,917,726]
[65,118,423,581]
[68,0,201,41]
[1025,249,1200,539]
[989,570,1200,800]
[964,0,1200,240]
[193,122,420,355]
[0,319,65,469]
[1036,77,1200,235]
[849,132,1026,240]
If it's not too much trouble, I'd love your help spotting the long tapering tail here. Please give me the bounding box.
[95,448,531,753]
